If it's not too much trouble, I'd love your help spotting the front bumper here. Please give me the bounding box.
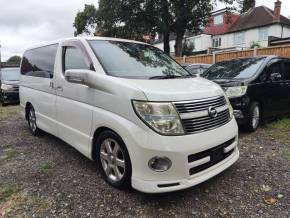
[1,91,19,104]
[229,96,250,125]
[128,118,239,193]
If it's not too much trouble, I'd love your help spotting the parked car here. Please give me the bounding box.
[20,37,239,193]
[0,67,20,106]
[185,63,211,76]
[203,56,290,132]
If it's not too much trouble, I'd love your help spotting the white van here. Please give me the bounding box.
[20,37,239,193]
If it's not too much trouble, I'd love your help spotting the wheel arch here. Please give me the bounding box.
[91,126,119,161]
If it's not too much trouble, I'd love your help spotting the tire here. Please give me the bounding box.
[27,105,41,136]
[95,130,132,189]
[244,102,261,132]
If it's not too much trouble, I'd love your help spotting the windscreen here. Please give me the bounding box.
[1,68,20,81]
[203,57,266,80]
[88,40,190,79]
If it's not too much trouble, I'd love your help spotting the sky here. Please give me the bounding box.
[0,0,290,61]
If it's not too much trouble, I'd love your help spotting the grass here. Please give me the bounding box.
[264,118,290,144]
[39,163,53,173]
[0,105,20,120]
[0,184,19,204]
[266,118,290,130]
[31,197,52,211]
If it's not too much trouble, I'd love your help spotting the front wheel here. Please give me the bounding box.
[244,102,261,132]
[95,130,132,189]
[27,106,41,136]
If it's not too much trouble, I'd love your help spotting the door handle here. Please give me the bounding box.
[56,86,63,92]
[49,81,54,89]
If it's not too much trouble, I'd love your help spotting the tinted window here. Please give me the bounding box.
[269,61,283,81]
[21,44,58,78]
[284,62,290,80]
[1,68,20,81]
[64,47,90,71]
[203,57,266,80]
[88,40,190,79]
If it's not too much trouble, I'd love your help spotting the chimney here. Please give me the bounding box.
[273,0,281,22]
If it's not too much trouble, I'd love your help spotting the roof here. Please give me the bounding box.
[203,12,239,35]
[26,37,148,51]
[227,6,290,33]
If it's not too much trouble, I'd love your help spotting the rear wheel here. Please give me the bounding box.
[27,106,41,136]
[95,130,132,189]
[244,102,261,132]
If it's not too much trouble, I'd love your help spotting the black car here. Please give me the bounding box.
[185,63,211,76]
[0,67,20,106]
[203,56,290,131]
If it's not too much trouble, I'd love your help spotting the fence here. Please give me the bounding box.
[175,45,290,64]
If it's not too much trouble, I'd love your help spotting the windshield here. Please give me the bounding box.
[88,40,190,79]
[203,57,266,80]
[1,68,20,81]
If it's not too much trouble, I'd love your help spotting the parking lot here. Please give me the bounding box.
[0,105,289,217]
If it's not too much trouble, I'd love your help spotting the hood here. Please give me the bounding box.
[119,77,224,101]
[1,80,20,86]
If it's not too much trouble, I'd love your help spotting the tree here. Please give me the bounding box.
[6,56,21,65]
[73,0,234,57]
[238,0,255,13]
[74,4,98,36]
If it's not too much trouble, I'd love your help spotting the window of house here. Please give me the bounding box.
[213,14,223,25]
[259,27,269,41]
[212,37,222,48]
[233,32,245,45]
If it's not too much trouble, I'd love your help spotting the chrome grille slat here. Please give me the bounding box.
[174,95,230,134]
[175,96,226,114]
[183,110,229,123]
[183,113,229,127]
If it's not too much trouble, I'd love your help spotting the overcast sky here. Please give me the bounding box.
[0,0,290,61]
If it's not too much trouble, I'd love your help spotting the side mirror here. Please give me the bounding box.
[64,69,94,86]
[270,72,282,82]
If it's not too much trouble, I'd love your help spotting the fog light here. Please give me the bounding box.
[148,157,172,172]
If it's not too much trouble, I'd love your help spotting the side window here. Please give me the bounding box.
[21,44,58,78]
[268,61,283,81]
[64,47,90,71]
[284,62,290,80]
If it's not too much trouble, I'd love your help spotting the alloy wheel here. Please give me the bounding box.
[99,138,126,182]
[252,105,260,130]
[29,108,37,133]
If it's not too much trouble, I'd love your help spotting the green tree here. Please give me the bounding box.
[6,56,21,65]
[73,0,234,56]
[74,4,98,36]
[238,0,255,13]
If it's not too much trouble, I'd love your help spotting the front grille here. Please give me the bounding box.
[182,109,230,134]
[175,96,226,114]
[174,95,230,134]
[188,137,236,175]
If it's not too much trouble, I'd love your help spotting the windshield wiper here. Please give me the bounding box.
[149,75,191,80]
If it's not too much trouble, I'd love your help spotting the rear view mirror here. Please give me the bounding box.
[270,72,282,82]
[64,69,94,86]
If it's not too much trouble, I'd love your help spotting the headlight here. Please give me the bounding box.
[224,86,247,98]
[1,84,13,91]
[225,96,234,119]
[132,100,184,135]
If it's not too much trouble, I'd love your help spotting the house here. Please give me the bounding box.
[154,0,290,55]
